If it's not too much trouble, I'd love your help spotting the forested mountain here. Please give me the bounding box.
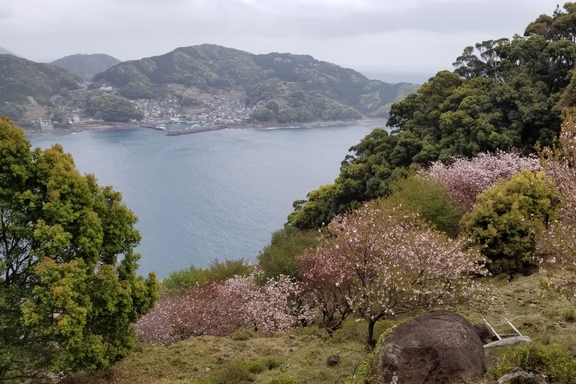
[93,44,419,122]
[0,55,83,124]
[288,2,576,230]
[0,55,82,105]
[51,53,121,81]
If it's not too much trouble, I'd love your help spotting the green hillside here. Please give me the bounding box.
[51,53,121,81]
[0,54,82,106]
[93,44,419,122]
[0,55,84,126]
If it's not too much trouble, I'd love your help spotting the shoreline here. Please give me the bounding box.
[24,118,387,136]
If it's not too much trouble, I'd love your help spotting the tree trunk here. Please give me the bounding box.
[367,318,376,349]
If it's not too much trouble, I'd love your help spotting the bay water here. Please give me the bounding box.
[28,124,382,278]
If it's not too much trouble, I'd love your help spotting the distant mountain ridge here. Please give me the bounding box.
[94,44,419,123]
[51,53,121,81]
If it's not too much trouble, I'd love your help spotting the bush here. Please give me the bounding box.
[205,360,253,384]
[564,309,576,323]
[491,344,576,383]
[257,225,318,280]
[388,175,463,236]
[138,272,310,345]
[162,258,253,291]
[462,169,560,275]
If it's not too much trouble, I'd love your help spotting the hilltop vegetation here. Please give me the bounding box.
[0,55,82,105]
[93,44,419,122]
[288,3,576,230]
[84,92,144,122]
[51,53,121,81]
[0,54,83,122]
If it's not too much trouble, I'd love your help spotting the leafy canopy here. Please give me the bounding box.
[462,169,560,275]
[0,117,158,382]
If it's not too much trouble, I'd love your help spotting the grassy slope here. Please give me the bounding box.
[63,325,377,384]
[63,272,576,384]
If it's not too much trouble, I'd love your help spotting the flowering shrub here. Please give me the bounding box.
[296,240,354,333]
[423,150,541,212]
[297,199,489,347]
[136,272,311,346]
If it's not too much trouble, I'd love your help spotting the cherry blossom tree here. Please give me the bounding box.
[423,150,541,212]
[539,109,576,219]
[536,108,576,296]
[297,244,354,333]
[298,199,489,348]
[135,272,311,346]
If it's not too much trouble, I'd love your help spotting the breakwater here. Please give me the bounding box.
[165,125,224,136]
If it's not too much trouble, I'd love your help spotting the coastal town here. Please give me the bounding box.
[32,85,380,136]
[134,94,256,128]
[33,84,261,134]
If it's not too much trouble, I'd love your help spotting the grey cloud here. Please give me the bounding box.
[0,0,561,76]
[284,0,555,38]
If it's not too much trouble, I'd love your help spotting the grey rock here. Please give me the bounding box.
[377,310,486,384]
[326,354,340,366]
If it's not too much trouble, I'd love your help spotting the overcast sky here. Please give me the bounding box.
[0,0,561,83]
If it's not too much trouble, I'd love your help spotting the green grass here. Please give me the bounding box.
[62,325,370,384]
[62,271,576,384]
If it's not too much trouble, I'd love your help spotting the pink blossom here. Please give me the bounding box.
[297,200,491,344]
[135,272,311,346]
[422,150,541,211]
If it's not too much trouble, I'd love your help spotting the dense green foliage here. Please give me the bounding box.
[288,3,576,230]
[51,53,121,81]
[0,54,82,106]
[93,44,418,121]
[85,92,144,122]
[0,118,159,381]
[387,175,463,236]
[161,258,253,291]
[256,225,318,280]
[462,169,560,275]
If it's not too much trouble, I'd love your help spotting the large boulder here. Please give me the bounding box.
[376,310,486,384]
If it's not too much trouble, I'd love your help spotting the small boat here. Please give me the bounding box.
[154,124,166,131]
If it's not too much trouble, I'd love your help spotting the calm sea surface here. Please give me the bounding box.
[28,124,382,278]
